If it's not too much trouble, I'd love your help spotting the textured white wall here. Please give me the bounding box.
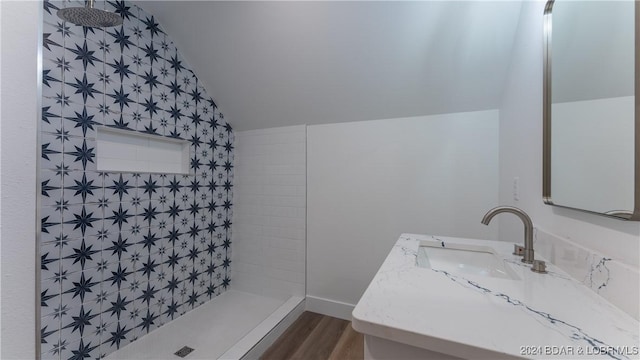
[0,1,39,358]
[231,126,306,300]
[498,1,639,316]
[306,111,500,317]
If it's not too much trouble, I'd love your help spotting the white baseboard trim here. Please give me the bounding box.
[305,295,356,321]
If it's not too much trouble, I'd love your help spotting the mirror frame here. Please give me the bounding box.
[543,0,640,221]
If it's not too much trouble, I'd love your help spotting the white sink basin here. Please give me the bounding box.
[416,240,520,280]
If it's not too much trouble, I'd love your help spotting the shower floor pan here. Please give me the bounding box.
[106,290,304,360]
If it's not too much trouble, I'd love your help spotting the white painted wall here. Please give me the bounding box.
[498,1,639,316]
[307,111,500,317]
[551,97,634,213]
[231,125,306,300]
[0,1,39,358]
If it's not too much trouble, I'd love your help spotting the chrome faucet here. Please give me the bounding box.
[481,206,535,264]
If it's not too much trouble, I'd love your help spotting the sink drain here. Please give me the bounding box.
[174,346,195,358]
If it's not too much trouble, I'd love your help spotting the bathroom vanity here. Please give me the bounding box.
[352,234,639,359]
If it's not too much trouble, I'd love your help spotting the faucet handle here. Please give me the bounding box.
[531,260,547,274]
[513,244,525,256]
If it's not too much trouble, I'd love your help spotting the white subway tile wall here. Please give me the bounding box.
[231,126,306,300]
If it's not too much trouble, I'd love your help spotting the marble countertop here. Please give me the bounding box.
[352,234,639,359]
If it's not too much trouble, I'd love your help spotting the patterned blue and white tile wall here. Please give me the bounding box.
[40,1,234,358]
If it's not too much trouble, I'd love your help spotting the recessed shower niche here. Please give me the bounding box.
[96,127,191,174]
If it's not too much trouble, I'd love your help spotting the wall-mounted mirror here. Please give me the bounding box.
[543,0,640,220]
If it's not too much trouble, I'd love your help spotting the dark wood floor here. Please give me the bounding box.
[261,312,364,360]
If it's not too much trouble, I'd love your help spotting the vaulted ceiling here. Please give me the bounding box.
[138,1,523,131]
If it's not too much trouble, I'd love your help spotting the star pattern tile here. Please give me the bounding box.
[40,1,234,359]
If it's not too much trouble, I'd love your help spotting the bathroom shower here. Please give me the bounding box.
[57,0,122,27]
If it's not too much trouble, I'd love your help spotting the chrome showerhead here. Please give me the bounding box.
[57,0,123,28]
